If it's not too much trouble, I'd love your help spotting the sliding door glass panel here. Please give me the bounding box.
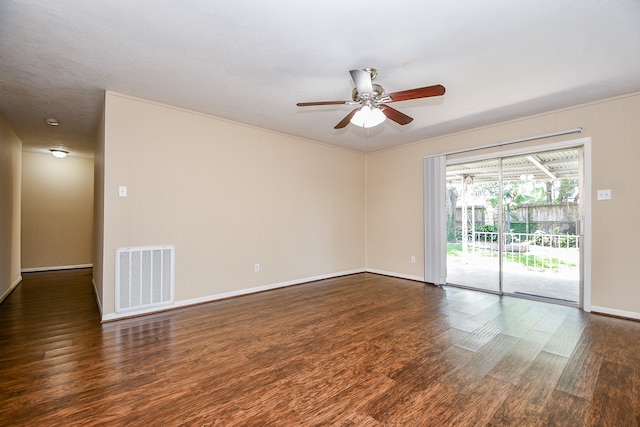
[501,149,581,303]
[446,159,500,292]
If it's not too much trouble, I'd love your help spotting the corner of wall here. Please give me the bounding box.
[0,113,22,301]
[92,95,106,314]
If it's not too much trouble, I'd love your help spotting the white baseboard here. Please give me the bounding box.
[0,276,22,304]
[22,264,93,273]
[591,305,640,321]
[92,270,639,323]
[365,268,425,283]
[101,268,366,322]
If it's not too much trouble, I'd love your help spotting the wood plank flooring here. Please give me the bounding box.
[1,270,640,426]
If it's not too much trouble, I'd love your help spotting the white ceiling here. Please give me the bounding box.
[2,0,640,156]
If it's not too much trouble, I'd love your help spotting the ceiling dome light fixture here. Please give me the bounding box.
[45,118,59,126]
[50,149,69,159]
[350,105,386,128]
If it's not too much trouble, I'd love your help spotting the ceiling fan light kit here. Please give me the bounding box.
[350,105,386,128]
[296,68,445,130]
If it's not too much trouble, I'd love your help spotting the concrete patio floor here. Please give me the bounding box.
[446,252,580,304]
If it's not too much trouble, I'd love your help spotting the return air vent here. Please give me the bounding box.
[116,246,174,313]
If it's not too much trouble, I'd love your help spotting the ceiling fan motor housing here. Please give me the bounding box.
[352,84,385,102]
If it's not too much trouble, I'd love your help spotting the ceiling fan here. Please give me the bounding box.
[296,68,445,129]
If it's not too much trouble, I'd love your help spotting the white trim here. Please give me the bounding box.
[591,306,640,321]
[21,264,93,273]
[101,269,366,322]
[0,276,22,304]
[581,140,592,312]
[366,269,425,283]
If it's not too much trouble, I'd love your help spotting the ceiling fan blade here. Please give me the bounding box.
[386,84,446,102]
[297,100,350,106]
[350,69,373,95]
[381,105,413,125]
[334,108,359,129]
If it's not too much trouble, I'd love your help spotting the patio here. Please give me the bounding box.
[446,233,580,304]
[446,148,582,305]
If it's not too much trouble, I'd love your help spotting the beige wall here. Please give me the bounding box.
[0,114,22,302]
[21,152,94,270]
[366,92,640,317]
[96,90,640,320]
[99,92,366,318]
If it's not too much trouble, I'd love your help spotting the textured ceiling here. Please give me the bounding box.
[2,0,640,157]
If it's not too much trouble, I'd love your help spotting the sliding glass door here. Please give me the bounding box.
[444,147,582,305]
[500,149,582,303]
[445,158,501,292]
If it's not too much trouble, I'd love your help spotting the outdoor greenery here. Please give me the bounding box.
[447,243,462,256]
[531,230,579,248]
[472,178,579,206]
[504,252,576,270]
[447,242,577,270]
[447,176,580,244]
[445,156,580,280]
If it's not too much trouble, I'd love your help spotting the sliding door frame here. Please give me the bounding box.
[425,136,591,311]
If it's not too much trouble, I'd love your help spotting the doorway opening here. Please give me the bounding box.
[445,144,584,306]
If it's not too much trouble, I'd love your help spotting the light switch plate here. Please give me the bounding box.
[119,186,127,197]
[596,189,611,200]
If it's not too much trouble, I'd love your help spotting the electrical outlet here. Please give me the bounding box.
[254,264,260,272]
[410,256,416,264]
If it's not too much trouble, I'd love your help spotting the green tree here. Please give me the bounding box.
[557,178,578,203]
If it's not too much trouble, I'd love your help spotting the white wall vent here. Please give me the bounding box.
[116,245,174,313]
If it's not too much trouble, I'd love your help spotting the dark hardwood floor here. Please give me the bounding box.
[1,270,639,426]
